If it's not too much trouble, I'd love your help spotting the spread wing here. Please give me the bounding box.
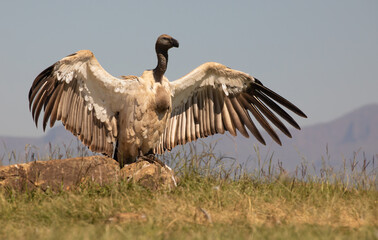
[155,62,307,154]
[29,50,140,156]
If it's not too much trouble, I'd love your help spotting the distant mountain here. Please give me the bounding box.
[1,104,377,170]
[0,125,82,165]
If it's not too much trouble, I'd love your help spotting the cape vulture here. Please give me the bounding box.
[29,34,307,166]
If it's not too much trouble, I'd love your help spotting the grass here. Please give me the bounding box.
[0,143,377,239]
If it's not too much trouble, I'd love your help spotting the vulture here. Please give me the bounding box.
[29,34,307,166]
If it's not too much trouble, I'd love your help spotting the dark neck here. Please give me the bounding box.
[153,50,168,82]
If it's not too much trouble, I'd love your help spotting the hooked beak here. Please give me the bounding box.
[172,38,179,48]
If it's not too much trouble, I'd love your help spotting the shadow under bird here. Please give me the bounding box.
[29,34,307,167]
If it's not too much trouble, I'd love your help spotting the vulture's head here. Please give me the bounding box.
[155,34,179,52]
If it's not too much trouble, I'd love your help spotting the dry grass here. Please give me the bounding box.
[0,142,377,239]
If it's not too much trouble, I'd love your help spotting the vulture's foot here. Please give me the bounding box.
[137,154,166,168]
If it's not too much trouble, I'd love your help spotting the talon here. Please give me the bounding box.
[137,154,166,168]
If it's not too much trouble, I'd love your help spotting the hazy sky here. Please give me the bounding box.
[0,1,377,137]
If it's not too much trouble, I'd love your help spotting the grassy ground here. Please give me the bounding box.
[0,145,377,239]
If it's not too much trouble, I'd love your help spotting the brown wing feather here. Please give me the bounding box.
[29,52,119,157]
[156,62,307,154]
[213,89,225,134]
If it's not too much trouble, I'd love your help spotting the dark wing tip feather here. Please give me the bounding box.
[239,94,282,145]
[300,112,308,118]
[253,78,264,86]
[29,63,59,129]
[29,64,55,109]
[259,136,266,145]
[252,80,307,118]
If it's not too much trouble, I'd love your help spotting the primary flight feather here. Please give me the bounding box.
[29,34,307,166]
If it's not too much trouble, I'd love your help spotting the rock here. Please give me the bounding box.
[0,156,120,191]
[121,159,178,191]
[0,156,177,191]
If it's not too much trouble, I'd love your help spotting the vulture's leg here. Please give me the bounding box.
[113,140,135,167]
[113,140,119,162]
[136,149,165,167]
